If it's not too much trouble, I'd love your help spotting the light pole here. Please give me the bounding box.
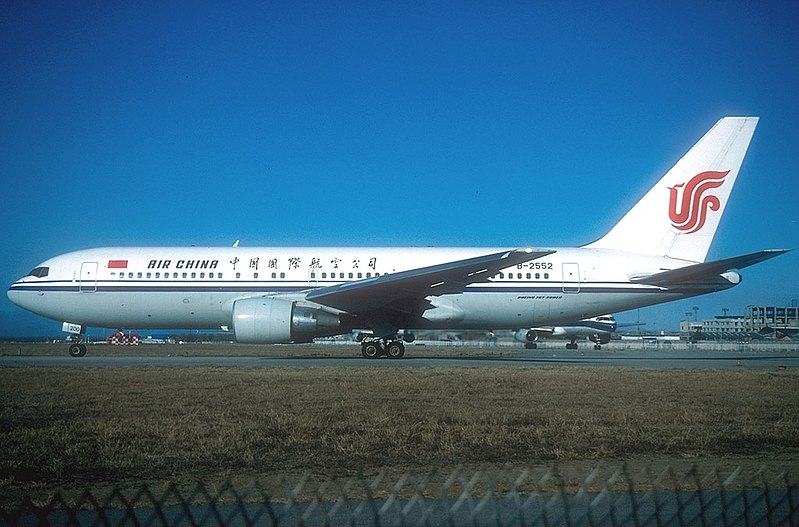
[684,312,692,340]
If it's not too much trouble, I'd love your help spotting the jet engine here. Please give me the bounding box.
[515,329,539,343]
[232,297,341,343]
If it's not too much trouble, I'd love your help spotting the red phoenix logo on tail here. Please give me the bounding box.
[668,170,730,234]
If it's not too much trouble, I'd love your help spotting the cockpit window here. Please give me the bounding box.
[29,267,49,278]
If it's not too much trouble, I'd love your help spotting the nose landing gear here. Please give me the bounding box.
[68,342,87,357]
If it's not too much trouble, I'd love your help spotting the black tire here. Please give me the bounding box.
[386,341,405,359]
[68,343,87,357]
[361,342,381,358]
[525,342,537,349]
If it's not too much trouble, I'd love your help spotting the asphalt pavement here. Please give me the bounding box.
[2,348,798,370]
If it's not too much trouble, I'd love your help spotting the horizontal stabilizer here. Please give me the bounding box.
[631,249,790,287]
[307,248,555,314]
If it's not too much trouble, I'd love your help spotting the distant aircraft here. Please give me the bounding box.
[7,117,789,357]
[515,314,618,350]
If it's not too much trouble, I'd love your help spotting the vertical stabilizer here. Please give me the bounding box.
[585,117,759,262]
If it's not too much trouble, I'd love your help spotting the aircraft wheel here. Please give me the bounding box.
[594,344,602,350]
[525,342,537,349]
[386,341,405,359]
[361,342,382,359]
[68,343,87,357]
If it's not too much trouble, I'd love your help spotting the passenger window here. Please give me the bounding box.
[236,272,241,279]
[182,273,187,278]
[499,273,504,279]
[146,272,151,279]
[535,273,540,279]
[322,272,327,279]
[128,272,134,278]
[200,273,205,278]
[191,272,196,279]
[254,272,259,279]
[271,272,276,279]
[280,272,285,279]
[526,273,531,279]
[349,273,353,279]
[311,272,316,279]
[357,272,362,278]
[544,273,549,279]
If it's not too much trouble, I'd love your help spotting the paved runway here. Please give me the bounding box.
[2,349,798,370]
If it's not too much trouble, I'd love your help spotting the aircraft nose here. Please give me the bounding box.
[8,284,22,307]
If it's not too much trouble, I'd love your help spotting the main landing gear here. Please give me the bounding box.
[361,336,406,359]
[565,340,602,350]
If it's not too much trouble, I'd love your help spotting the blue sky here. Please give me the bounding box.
[1,1,797,336]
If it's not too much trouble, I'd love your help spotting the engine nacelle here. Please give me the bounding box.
[515,329,539,343]
[232,297,341,343]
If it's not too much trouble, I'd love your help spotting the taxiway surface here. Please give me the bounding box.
[2,349,798,370]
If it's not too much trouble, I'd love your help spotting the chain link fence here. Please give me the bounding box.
[2,463,797,526]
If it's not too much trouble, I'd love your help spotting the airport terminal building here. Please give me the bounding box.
[681,305,799,340]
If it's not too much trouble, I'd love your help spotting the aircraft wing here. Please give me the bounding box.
[630,249,790,287]
[306,248,555,314]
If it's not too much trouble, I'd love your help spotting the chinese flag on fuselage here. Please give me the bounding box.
[108,260,128,269]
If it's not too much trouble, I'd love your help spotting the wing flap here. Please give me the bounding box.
[306,248,555,314]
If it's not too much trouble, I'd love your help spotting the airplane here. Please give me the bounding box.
[7,117,790,358]
[515,314,618,350]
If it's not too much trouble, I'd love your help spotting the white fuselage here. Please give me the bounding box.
[8,246,706,333]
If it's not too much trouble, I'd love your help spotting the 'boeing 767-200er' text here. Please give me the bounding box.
[8,117,789,357]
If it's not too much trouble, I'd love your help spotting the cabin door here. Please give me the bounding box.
[562,262,580,293]
[79,262,98,292]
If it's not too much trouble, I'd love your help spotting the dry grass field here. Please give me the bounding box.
[2,343,799,505]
